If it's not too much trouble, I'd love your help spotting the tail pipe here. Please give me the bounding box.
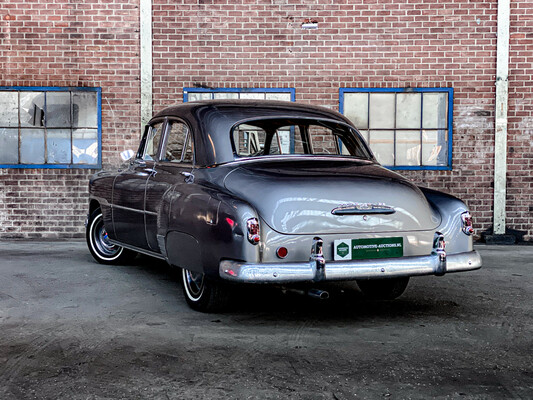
[282,287,330,300]
[307,288,330,300]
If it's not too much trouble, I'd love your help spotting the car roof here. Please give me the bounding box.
[152,99,353,125]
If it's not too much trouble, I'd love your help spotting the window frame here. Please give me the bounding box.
[0,86,102,169]
[138,118,167,162]
[159,117,195,164]
[339,87,453,171]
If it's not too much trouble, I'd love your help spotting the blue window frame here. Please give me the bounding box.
[0,86,102,169]
[183,87,295,103]
[340,88,453,170]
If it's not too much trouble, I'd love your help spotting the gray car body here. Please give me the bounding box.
[88,100,480,282]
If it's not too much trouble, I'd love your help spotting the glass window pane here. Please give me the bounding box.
[239,92,265,100]
[213,92,238,99]
[0,128,19,163]
[0,92,19,127]
[46,92,71,127]
[277,130,291,153]
[369,130,394,165]
[47,129,71,164]
[20,92,44,127]
[396,130,421,166]
[232,124,267,156]
[144,122,163,160]
[265,92,291,101]
[344,92,368,129]
[163,122,189,162]
[422,130,448,166]
[187,93,202,102]
[188,92,213,101]
[20,129,45,164]
[396,93,421,129]
[309,125,337,155]
[369,93,395,129]
[72,129,98,164]
[423,93,448,129]
[72,92,97,128]
[358,130,369,144]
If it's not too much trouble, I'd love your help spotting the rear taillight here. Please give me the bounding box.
[461,211,474,235]
[246,218,260,244]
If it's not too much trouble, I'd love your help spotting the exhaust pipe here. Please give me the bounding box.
[281,287,330,300]
[307,288,330,300]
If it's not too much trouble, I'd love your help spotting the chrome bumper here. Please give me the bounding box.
[219,250,482,283]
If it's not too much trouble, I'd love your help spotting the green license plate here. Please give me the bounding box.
[334,237,403,261]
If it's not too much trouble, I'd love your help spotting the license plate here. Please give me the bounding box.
[334,237,403,261]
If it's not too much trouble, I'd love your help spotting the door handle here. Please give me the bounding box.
[144,168,157,176]
[180,171,194,183]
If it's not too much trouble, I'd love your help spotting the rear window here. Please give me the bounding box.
[231,118,372,159]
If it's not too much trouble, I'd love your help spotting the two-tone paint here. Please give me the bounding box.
[88,100,481,283]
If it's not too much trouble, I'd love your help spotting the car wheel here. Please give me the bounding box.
[356,277,410,300]
[86,208,134,265]
[181,268,230,312]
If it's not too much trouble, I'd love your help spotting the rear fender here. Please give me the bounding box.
[165,191,261,278]
[420,187,473,254]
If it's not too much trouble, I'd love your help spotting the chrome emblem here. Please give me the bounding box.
[331,203,395,216]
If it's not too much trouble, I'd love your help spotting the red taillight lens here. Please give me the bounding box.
[276,247,288,259]
[461,211,474,235]
[246,218,260,245]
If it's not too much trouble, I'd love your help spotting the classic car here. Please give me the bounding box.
[86,100,482,312]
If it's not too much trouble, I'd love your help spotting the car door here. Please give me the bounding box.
[112,120,165,250]
[144,118,194,252]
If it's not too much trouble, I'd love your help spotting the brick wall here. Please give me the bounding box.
[151,0,514,239]
[1,0,531,241]
[0,0,141,238]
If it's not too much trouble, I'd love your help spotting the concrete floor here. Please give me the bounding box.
[0,241,532,400]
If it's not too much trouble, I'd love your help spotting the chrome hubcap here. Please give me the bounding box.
[92,215,120,257]
[184,269,205,299]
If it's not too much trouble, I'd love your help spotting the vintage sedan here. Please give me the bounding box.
[86,100,481,312]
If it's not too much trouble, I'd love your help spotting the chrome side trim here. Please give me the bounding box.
[108,239,166,261]
[110,203,157,216]
[219,250,482,283]
[111,204,144,214]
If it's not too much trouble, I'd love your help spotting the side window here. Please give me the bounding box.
[163,121,192,163]
[144,122,164,161]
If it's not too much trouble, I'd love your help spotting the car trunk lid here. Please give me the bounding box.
[223,158,441,235]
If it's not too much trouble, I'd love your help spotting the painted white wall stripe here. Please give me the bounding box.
[493,0,510,235]
[140,0,152,132]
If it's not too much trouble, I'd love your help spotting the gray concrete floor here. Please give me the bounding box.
[0,241,532,399]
